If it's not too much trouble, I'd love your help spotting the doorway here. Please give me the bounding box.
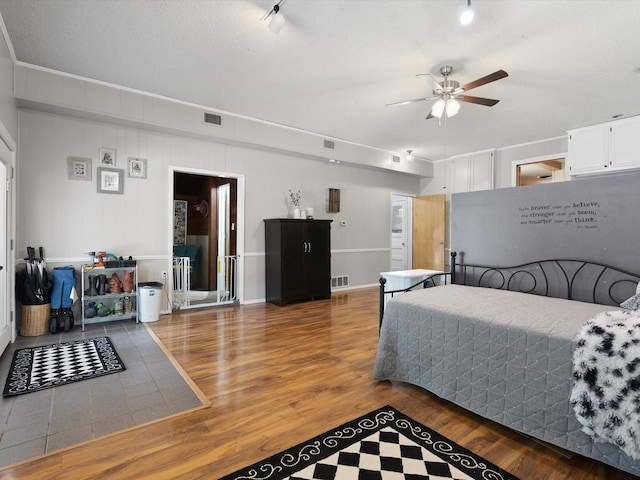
[512,156,566,187]
[171,168,244,309]
[390,194,446,272]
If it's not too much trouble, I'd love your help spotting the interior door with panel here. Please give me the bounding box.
[391,196,409,271]
[412,194,446,271]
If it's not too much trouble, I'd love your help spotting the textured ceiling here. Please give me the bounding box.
[1,0,639,161]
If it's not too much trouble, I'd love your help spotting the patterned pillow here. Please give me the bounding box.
[620,281,640,310]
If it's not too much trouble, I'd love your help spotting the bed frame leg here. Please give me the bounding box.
[450,251,457,284]
[379,277,387,331]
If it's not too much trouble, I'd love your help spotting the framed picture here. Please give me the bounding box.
[127,157,147,179]
[67,156,92,181]
[97,167,124,194]
[99,147,117,166]
[173,200,188,246]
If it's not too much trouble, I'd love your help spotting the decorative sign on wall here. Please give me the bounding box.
[451,172,640,273]
[518,200,600,229]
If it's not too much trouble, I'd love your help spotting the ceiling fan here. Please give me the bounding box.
[387,65,508,119]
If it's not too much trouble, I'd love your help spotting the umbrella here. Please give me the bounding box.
[19,246,50,305]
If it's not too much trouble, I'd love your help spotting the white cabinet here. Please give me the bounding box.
[379,269,445,307]
[610,118,640,169]
[448,150,495,193]
[470,150,495,191]
[451,156,470,193]
[568,116,640,175]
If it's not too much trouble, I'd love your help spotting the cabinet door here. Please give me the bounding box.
[451,156,470,193]
[568,125,609,174]
[470,151,494,191]
[610,118,640,169]
[306,222,331,296]
[281,222,308,298]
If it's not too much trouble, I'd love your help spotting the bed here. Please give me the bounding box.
[374,252,640,476]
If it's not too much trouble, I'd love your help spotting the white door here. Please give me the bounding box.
[0,140,12,355]
[391,196,410,271]
[217,183,230,300]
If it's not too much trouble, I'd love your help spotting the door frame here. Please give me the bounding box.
[0,120,17,351]
[168,165,245,304]
[510,153,567,187]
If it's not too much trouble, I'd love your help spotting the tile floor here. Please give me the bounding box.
[0,319,204,468]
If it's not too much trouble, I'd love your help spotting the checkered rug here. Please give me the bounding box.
[3,336,125,397]
[219,406,518,480]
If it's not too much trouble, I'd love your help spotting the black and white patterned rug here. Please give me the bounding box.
[3,336,126,397]
[219,405,518,480]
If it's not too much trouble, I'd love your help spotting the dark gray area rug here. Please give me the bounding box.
[3,336,125,397]
[219,405,519,480]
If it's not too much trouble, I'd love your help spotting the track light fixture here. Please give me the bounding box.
[262,0,287,35]
[459,0,474,25]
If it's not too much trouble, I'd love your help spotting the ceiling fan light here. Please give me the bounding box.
[431,99,446,118]
[459,0,474,25]
[446,99,461,117]
[268,12,285,34]
[460,8,474,25]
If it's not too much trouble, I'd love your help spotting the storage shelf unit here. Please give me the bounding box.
[80,264,138,330]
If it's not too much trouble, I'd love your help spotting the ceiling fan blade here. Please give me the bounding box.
[457,95,500,107]
[425,112,435,120]
[416,73,441,90]
[458,70,508,92]
[385,97,431,107]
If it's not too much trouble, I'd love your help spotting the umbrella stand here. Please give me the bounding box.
[19,246,51,336]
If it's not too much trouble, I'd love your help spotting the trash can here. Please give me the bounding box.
[138,282,163,322]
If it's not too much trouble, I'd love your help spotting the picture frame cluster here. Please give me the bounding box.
[67,148,148,194]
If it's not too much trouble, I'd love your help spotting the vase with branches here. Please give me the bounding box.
[288,189,302,218]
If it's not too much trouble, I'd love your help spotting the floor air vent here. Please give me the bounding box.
[331,275,349,288]
[204,112,222,126]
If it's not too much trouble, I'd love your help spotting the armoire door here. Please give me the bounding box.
[306,221,331,297]
[281,222,308,299]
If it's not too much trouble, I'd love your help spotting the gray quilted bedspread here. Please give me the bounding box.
[373,284,640,476]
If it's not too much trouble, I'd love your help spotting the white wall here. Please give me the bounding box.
[17,110,419,303]
[0,26,16,140]
[417,137,569,268]
[419,136,568,195]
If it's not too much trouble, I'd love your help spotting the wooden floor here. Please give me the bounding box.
[0,288,635,479]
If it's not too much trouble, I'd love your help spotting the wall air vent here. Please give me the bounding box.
[203,112,222,126]
[331,275,350,288]
[323,139,335,150]
[392,155,401,164]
